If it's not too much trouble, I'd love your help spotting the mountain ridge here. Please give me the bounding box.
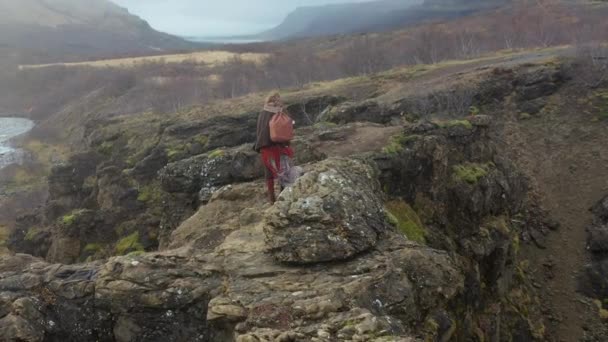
[256,0,510,40]
[0,0,198,64]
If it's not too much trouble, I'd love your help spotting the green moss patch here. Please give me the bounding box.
[97,141,114,156]
[137,183,163,204]
[192,135,209,147]
[60,210,86,226]
[165,146,186,161]
[382,134,419,155]
[0,225,11,247]
[452,162,494,184]
[24,227,41,241]
[208,149,225,159]
[469,106,480,116]
[385,200,426,244]
[115,232,145,256]
[84,243,104,253]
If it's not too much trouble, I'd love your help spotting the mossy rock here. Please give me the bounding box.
[115,232,145,256]
[452,162,494,184]
[385,200,426,244]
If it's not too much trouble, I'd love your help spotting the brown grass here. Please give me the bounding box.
[19,51,269,70]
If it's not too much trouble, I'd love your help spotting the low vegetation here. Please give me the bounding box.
[435,119,473,129]
[61,211,80,226]
[137,184,163,204]
[385,200,426,244]
[595,90,608,120]
[115,232,145,256]
[19,51,268,69]
[24,227,41,242]
[453,163,495,184]
[382,134,419,155]
[59,209,89,227]
[208,149,225,159]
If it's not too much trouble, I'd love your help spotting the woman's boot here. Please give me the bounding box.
[266,179,276,204]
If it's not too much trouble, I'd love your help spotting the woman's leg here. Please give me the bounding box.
[261,147,279,204]
[266,177,276,204]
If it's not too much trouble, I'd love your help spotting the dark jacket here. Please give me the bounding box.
[254,110,276,152]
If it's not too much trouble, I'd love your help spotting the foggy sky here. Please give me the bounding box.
[110,0,373,37]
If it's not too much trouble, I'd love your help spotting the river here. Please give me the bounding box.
[0,117,34,169]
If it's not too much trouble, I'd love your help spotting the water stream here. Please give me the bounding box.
[0,117,35,169]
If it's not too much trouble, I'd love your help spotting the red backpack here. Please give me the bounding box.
[270,112,294,143]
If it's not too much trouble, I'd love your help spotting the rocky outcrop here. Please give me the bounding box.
[285,95,347,126]
[0,112,549,341]
[0,158,467,342]
[265,158,387,264]
[5,61,579,340]
[322,100,393,125]
[159,145,263,198]
[44,152,103,223]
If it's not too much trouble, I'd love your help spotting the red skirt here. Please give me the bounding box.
[261,145,294,179]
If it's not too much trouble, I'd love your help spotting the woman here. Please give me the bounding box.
[254,93,294,204]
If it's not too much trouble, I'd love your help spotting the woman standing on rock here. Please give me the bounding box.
[255,93,294,204]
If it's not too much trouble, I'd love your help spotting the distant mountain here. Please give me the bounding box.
[0,0,198,64]
[256,0,509,40]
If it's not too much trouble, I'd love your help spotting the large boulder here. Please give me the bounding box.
[264,158,389,264]
[159,145,263,196]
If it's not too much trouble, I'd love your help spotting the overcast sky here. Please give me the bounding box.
[110,0,372,37]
